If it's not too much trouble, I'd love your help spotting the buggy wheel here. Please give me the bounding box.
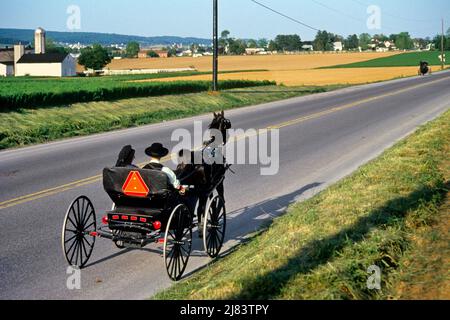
[203,195,226,258]
[163,204,193,281]
[62,196,96,268]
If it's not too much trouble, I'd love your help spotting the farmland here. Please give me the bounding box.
[326,51,450,68]
[134,67,420,86]
[108,52,398,72]
[110,51,444,86]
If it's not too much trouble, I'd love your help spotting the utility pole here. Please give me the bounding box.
[213,0,219,91]
[441,18,445,70]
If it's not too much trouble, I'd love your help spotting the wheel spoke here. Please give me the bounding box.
[64,234,77,243]
[69,239,78,264]
[83,221,95,232]
[82,235,94,249]
[65,237,78,257]
[81,209,93,229]
[80,237,89,261]
[67,216,78,230]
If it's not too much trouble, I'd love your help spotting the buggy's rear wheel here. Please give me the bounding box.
[203,195,226,258]
[62,196,96,268]
[163,204,193,281]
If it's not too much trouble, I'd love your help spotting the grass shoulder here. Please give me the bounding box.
[154,109,450,300]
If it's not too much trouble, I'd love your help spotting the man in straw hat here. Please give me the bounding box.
[143,143,185,194]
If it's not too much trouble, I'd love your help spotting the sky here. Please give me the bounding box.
[1,0,449,40]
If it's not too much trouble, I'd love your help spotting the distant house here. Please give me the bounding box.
[302,44,314,51]
[138,49,169,58]
[15,53,77,77]
[333,42,343,51]
[138,50,148,58]
[0,61,14,76]
[245,48,266,55]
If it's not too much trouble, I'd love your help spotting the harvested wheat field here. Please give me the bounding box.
[133,67,419,86]
[108,52,398,72]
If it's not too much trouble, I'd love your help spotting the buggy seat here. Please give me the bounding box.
[103,167,177,214]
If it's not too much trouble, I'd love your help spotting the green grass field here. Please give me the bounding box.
[0,70,268,110]
[154,109,450,300]
[0,85,339,150]
[324,51,450,68]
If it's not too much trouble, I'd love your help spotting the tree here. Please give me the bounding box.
[433,34,450,51]
[359,33,372,50]
[345,34,359,50]
[219,30,231,54]
[221,30,230,39]
[247,39,258,48]
[147,50,159,58]
[257,38,268,48]
[373,34,388,42]
[394,32,414,50]
[268,40,279,52]
[273,34,302,52]
[167,47,178,57]
[228,39,246,55]
[126,41,140,58]
[314,31,333,51]
[78,44,111,71]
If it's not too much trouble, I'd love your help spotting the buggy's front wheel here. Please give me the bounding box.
[61,196,96,268]
[163,204,193,281]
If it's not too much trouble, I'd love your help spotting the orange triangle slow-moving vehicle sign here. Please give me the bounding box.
[122,171,150,198]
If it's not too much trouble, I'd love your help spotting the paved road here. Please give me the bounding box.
[0,71,449,300]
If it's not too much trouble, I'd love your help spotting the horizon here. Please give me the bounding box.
[1,0,449,41]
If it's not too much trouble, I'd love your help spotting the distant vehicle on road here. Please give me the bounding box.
[418,61,432,76]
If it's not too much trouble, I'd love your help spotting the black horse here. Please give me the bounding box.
[175,111,232,227]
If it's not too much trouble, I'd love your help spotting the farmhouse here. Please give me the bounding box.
[6,27,77,77]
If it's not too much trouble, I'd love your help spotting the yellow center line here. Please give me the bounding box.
[0,76,447,210]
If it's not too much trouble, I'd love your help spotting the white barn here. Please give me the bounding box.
[15,53,76,77]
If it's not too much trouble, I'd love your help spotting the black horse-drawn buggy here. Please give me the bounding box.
[61,112,232,281]
[418,61,432,76]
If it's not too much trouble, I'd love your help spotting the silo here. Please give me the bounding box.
[35,27,46,54]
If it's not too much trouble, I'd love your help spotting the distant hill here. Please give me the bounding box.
[0,28,212,47]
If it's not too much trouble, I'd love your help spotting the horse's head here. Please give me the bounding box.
[209,111,232,145]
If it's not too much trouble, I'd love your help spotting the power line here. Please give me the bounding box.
[309,0,432,34]
[250,0,320,32]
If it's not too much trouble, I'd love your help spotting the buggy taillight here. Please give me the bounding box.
[112,215,119,220]
[153,221,162,230]
[102,216,108,225]
[140,217,147,223]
